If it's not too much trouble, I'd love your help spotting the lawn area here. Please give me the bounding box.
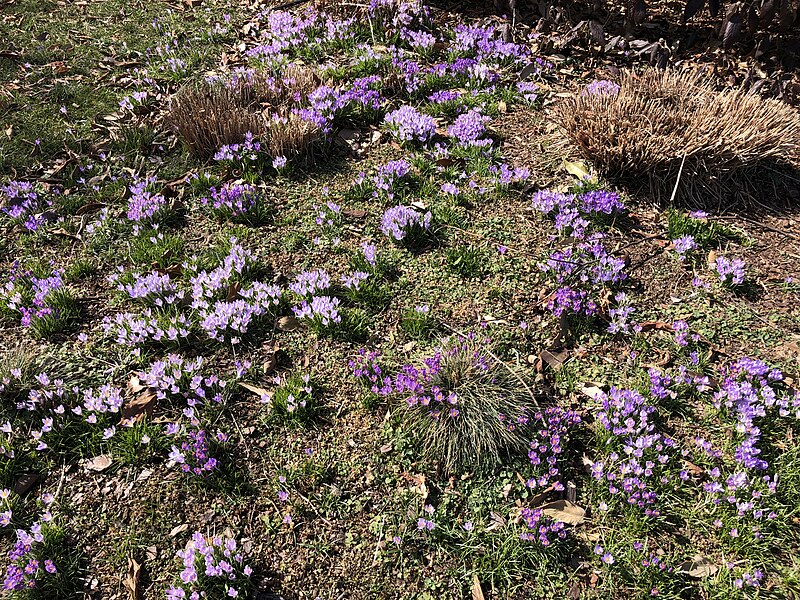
[1,0,800,598]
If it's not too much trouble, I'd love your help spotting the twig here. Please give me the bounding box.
[669,153,687,205]
[715,215,800,242]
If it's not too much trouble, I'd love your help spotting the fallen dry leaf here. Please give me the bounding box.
[562,159,594,181]
[676,555,719,578]
[276,315,300,331]
[14,473,40,496]
[123,556,141,600]
[86,455,113,472]
[238,382,270,401]
[262,342,280,375]
[539,499,586,525]
[539,349,568,371]
[638,321,674,332]
[170,523,188,537]
[122,389,157,424]
[472,573,485,600]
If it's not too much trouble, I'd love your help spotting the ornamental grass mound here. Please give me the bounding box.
[166,65,319,159]
[556,69,800,203]
[392,334,538,475]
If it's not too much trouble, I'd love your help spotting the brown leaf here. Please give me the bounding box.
[342,208,367,219]
[276,316,300,332]
[238,382,270,401]
[122,389,157,424]
[471,574,485,600]
[75,202,106,216]
[86,455,113,472]
[707,250,718,268]
[169,523,188,537]
[485,511,506,532]
[562,159,593,181]
[14,474,40,496]
[123,556,141,600]
[682,460,704,477]
[638,321,674,332]
[539,349,567,371]
[676,555,719,578]
[262,343,280,375]
[127,376,145,395]
[539,499,586,524]
[226,282,241,301]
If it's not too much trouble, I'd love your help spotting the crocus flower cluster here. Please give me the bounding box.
[214,131,263,163]
[0,367,137,460]
[519,508,567,546]
[539,234,628,318]
[591,387,677,516]
[289,269,331,297]
[532,189,624,238]
[384,106,436,145]
[380,205,431,243]
[0,265,73,333]
[3,525,57,592]
[451,23,529,64]
[341,271,369,291]
[372,334,496,420]
[533,188,628,319]
[170,429,220,476]
[0,181,52,231]
[349,349,391,396]
[373,160,412,200]
[490,163,530,188]
[292,296,341,327]
[200,183,261,221]
[447,109,491,148]
[127,176,168,223]
[672,234,697,260]
[112,269,185,308]
[295,77,383,135]
[582,80,621,96]
[167,531,253,599]
[105,241,281,346]
[713,256,746,287]
[525,407,581,491]
[313,201,341,229]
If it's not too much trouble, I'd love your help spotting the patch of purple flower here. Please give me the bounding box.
[714,256,746,286]
[127,176,168,223]
[380,205,431,243]
[582,80,621,97]
[447,109,491,148]
[384,105,436,145]
[167,531,253,599]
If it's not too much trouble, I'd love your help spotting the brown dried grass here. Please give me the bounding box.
[166,65,320,159]
[556,69,800,204]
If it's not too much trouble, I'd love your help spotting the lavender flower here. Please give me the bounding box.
[582,80,620,97]
[292,295,341,327]
[384,106,436,145]
[714,256,746,286]
[447,109,491,148]
[290,269,331,297]
[672,235,697,259]
[127,176,168,223]
[380,205,431,243]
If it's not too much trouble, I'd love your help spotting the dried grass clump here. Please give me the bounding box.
[556,69,800,203]
[166,65,320,159]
